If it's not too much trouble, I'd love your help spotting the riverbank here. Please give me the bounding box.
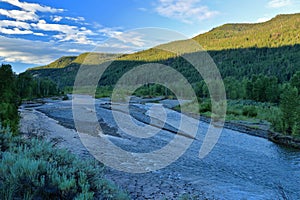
[183,111,300,149]
[23,95,300,149]
[19,100,211,199]
[19,97,300,199]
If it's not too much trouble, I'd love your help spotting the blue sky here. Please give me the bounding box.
[0,0,299,73]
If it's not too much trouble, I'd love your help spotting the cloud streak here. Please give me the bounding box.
[267,0,292,8]
[31,20,96,44]
[0,0,96,45]
[0,35,93,65]
[0,8,39,21]
[0,0,64,13]
[155,0,218,23]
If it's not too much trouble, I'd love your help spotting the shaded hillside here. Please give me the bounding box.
[27,44,300,89]
[27,13,300,88]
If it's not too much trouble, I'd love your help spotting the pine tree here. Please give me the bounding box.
[291,71,300,92]
[280,84,299,135]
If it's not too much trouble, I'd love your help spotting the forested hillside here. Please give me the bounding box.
[28,13,300,87]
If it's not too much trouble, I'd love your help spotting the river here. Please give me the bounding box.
[20,97,300,200]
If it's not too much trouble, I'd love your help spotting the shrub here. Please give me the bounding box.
[292,122,300,137]
[0,126,129,200]
[199,101,211,113]
[242,106,258,117]
[226,108,241,116]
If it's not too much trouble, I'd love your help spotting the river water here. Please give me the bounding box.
[29,97,300,200]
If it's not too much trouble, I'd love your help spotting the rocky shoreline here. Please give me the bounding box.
[21,96,300,150]
[185,112,300,149]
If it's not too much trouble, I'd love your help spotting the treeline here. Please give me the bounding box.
[0,64,59,134]
[132,71,300,137]
[27,44,300,90]
[17,72,58,99]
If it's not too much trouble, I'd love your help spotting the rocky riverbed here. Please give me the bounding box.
[19,97,300,199]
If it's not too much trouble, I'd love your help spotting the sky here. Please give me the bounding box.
[0,0,299,73]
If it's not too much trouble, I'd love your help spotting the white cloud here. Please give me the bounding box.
[99,28,146,47]
[0,0,64,13]
[0,20,31,29]
[0,27,33,34]
[155,0,218,23]
[51,16,63,22]
[33,32,45,36]
[96,28,187,54]
[0,0,63,22]
[267,0,292,8]
[0,20,45,36]
[65,16,85,22]
[0,8,39,21]
[0,9,95,44]
[31,20,96,44]
[50,15,86,23]
[0,35,93,65]
[0,36,60,64]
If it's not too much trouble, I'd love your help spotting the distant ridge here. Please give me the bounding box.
[29,13,300,70]
[115,13,300,61]
[26,13,300,89]
[28,53,119,70]
[193,13,300,50]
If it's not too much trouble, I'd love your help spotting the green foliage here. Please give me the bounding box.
[27,13,300,90]
[17,72,59,99]
[292,121,300,138]
[242,106,258,117]
[23,13,300,138]
[133,84,175,98]
[0,126,129,200]
[0,64,60,134]
[0,64,19,133]
[194,13,300,50]
[291,71,300,92]
[199,100,212,113]
[280,84,299,135]
[95,86,114,98]
[246,75,279,103]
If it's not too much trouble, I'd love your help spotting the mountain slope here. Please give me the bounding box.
[119,13,300,61]
[193,13,300,50]
[28,53,119,71]
[26,13,300,88]
[29,56,77,70]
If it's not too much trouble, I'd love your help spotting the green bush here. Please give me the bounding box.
[199,101,211,113]
[292,122,300,137]
[226,108,241,116]
[0,127,129,200]
[242,106,258,117]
